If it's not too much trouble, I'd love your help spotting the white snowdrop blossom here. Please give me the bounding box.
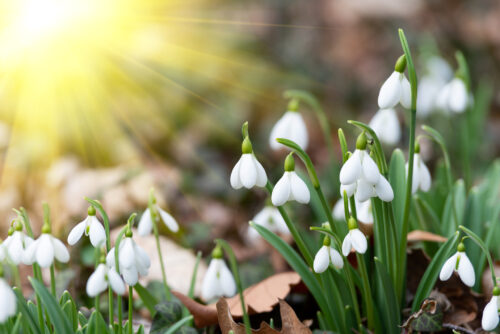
[272,153,310,206]
[23,227,70,268]
[107,235,151,286]
[313,237,343,273]
[416,56,453,117]
[406,151,431,194]
[247,206,289,242]
[482,289,500,331]
[201,253,236,301]
[378,55,411,109]
[138,205,179,237]
[0,278,16,323]
[230,137,267,190]
[342,218,367,256]
[269,110,308,151]
[368,108,401,146]
[439,243,475,287]
[436,77,468,114]
[3,224,34,264]
[332,198,373,224]
[86,263,126,297]
[67,207,106,247]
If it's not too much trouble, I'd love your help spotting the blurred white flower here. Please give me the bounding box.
[0,242,6,262]
[67,207,106,248]
[378,72,411,109]
[247,206,288,242]
[406,153,431,194]
[0,278,16,323]
[23,230,70,268]
[313,240,343,274]
[3,226,34,265]
[342,219,367,256]
[436,77,468,113]
[439,243,475,287]
[138,206,179,237]
[107,236,151,286]
[272,171,310,206]
[482,292,500,331]
[201,258,236,301]
[369,108,401,146]
[86,263,125,297]
[332,198,373,224]
[269,111,308,150]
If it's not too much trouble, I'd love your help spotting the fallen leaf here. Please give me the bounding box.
[401,299,443,333]
[407,230,447,243]
[174,272,301,327]
[216,298,312,334]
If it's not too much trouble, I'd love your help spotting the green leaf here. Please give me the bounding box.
[411,232,460,311]
[374,258,400,334]
[30,278,73,334]
[134,282,159,316]
[61,300,78,332]
[150,301,184,334]
[389,149,406,227]
[14,288,41,334]
[78,311,88,327]
[165,315,195,334]
[86,310,111,334]
[441,180,465,236]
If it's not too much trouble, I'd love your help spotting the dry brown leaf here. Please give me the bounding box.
[216,298,312,334]
[174,272,301,327]
[407,230,447,243]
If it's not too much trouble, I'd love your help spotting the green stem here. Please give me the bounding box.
[118,295,123,334]
[11,264,21,290]
[152,220,172,301]
[345,265,362,330]
[50,264,56,297]
[459,226,497,286]
[128,286,133,334]
[357,254,375,331]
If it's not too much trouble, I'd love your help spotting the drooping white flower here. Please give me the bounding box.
[342,218,367,256]
[23,226,70,268]
[201,252,236,301]
[0,278,16,323]
[378,55,411,109]
[247,206,289,243]
[86,263,126,297]
[406,152,431,194]
[313,237,343,273]
[332,198,373,224]
[269,110,308,151]
[138,205,179,237]
[272,154,309,206]
[436,77,468,114]
[439,243,475,287]
[482,290,500,331]
[368,108,401,146]
[416,56,453,118]
[3,223,34,264]
[67,206,106,247]
[230,137,267,190]
[107,234,151,286]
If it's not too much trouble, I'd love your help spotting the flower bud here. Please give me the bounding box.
[241,136,253,154]
[284,153,295,172]
[88,206,96,216]
[395,55,407,73]
[356,132,367,150]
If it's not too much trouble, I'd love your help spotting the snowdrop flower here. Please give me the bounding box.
[138,199,179,236]
[247,206,289,242]
[313,236,343,273]
[272,153,310,206]
[269,100,308,150]
[436,77,468,113]
[0,278,16,323]
[406,145,431,194]
[230,136,267,189]
[368,108,401,146]
[23,225,70,268]
[342,218,367,256]
[339,133,394,202]
[332,198,373,224]
[378,55,411,109]
[201,246,236,301]
[107,231,151,286]
[416,56,453,118]
[86,262,126,297]
[67,206,106,247]
[3,221,34,264]
[482,286,500,331]
[0,241,6,262]
[439,242,475,287]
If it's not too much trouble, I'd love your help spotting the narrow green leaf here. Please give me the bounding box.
[61,300,78,332]
[86,310,111,334]
[165,315,194,334]
[389,149,406,227]
[134,282,159,316]
[14,288,41,334]
[78,311,88,327]
[374,258,400,334]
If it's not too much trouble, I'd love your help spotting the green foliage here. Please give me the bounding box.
[150,301,196,334]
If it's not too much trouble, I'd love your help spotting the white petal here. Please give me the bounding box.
[8,233,23,264]
[67,221,86,245]
[52,237,70,263]
[272,172,291,206]
[22,241,37,265]
[482,296,500,331]
[119,238,135,269]
[457,252,475,287]
[290,172,310,204]
[219,261,237,297]
[106,248,116,268]
[417,76,441,117]
[350,229,367,254]
[329,248,344,269]
[340,150,362,185]
[342,235,352,257]
[0,279,16,322]
[122,267,139,286]
[374,176,394,202]
[86,264,108,297]
[288,112,309,150]
[88,218,106,247]
[107,268,126,295]
[378,72,402,109]
[253,157,268,187]
[369,108,400,146]
[400,74,412,109]
[37,235,54,268]
[332,200,346,221]
[410,157,420,194]
[313,246,330,273]
[137,208,153,236]
[158,207,179,232]
[340,183,356,198]
[436,83,452,112]
[355,179,374,202]
[357,200,373,224]
[134,243,151,270]
[448,78,468,113]
[439,253,458,281]
[201,259,221,301]
[361,152,380,185]
[269,114,288,150]
[418,159,432,192]
[230,157,243,189]
[240,154,257,189]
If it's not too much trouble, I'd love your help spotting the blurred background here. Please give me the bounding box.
[0,0,499,288]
